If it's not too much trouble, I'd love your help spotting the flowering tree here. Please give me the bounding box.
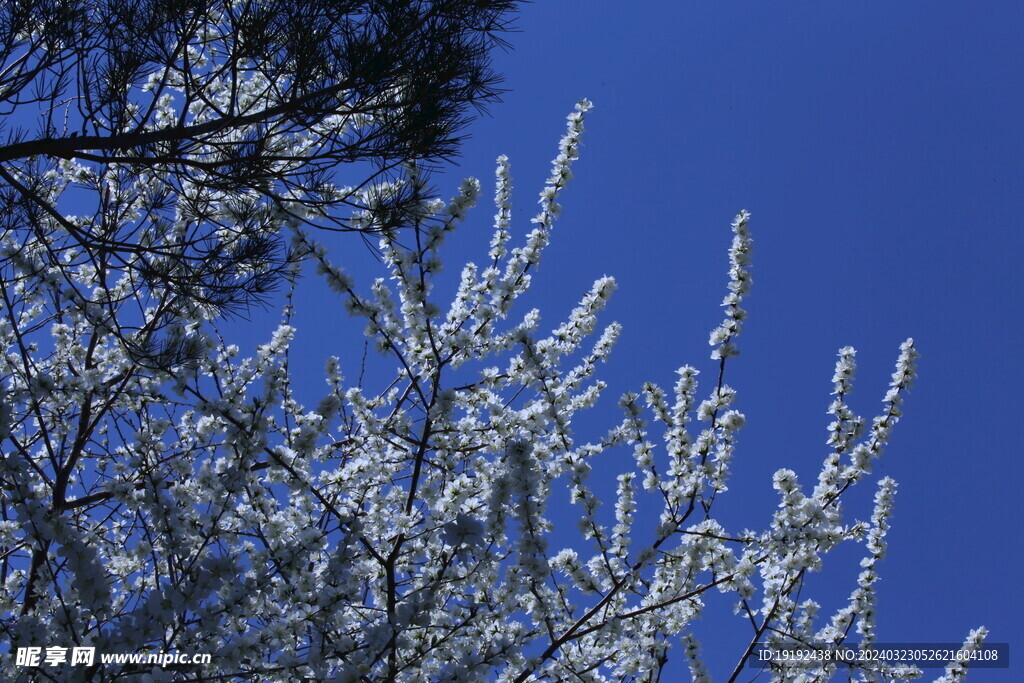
[0,101,987,681]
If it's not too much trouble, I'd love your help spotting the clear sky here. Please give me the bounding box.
[274,1,1022,678]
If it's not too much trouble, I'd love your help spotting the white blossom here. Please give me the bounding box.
[0,102,985,682]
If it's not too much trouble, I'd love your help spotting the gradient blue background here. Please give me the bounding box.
[279,1,1022,679]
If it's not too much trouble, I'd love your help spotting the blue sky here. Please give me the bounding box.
[271,1,1021,678]
[425,1,1021,678]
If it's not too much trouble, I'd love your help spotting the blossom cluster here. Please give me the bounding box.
[0,101,986,681]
